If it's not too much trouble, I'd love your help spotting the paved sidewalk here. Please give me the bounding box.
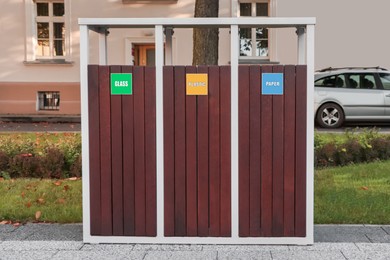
[1,224,389,259]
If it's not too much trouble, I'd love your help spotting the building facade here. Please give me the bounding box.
[0,0,389,118]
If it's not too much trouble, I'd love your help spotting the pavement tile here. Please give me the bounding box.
[289,242,359,251]
[52,250,146,260]
[314,225,385,243]
[355,243,390,252]
[381,226,390,235]
[23,223,83,241]
[202,245,289,251]
[0,241,83,251]
[271,250,346,260]
[218,250,272,260]
[0,250,57,260]
[342,250,390,260]
[144,250,217,260]
[0,224,19,233]
[81,243,135,251]
[133,243,203,251]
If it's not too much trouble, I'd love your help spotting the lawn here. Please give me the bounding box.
[315,160,390,224]
[0,178,82,223]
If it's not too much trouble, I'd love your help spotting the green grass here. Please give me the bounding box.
[0,178,82,223]
[315,160,390,224]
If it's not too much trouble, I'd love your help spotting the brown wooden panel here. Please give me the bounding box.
[110,66,124,236]
[185,66,198,236]
[133,66,146,236]
[295,65,307,237]
[249,65,261,237]
[88,65,101,235]
[163,66,175,236]
[260,65,273,237]
[208,66,221,236]
[238,65,250,237]
[145,66,157,236]
[219,66,231,237]
[197,66,209,237]
[121,66,135,236]
[272,65,285,237]
[174,66,187,236]
[283,65,296,236]
[99,66,113,236]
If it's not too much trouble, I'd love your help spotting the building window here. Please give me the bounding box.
[38,91,60,110]
[239,1,269,58]
[35,0,65,59]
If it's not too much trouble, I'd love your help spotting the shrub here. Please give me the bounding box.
[70,154,82,178]
[336,139,363,166]
[8,154,42,178]
[315,142,338,168]
[0,151,9,171]
[41,147,66,179]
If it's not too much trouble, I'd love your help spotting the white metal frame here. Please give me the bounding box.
[79,17,315,245]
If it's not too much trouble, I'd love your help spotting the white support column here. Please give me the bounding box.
[297,27,305,65]
[230,24,239,239]
[155,24,165,239]
[305,24,315,244]
[165,27,173,65]
[99,28,108,65]
[80,24,91,242]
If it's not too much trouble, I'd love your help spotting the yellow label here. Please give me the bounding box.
[186,74,208,95]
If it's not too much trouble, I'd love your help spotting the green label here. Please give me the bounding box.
[110,73,132,95]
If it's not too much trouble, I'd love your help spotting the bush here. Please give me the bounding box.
[0,133,82,179]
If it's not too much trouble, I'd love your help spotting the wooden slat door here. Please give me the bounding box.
[238,65,307,237]
[163,66,231,237]
[88,65,156,237]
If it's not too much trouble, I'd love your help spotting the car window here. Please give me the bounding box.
[315,75,346,88]
[346,74,377,89]
[379,73,390,90]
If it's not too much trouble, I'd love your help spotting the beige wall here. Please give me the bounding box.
[276,0,390,70]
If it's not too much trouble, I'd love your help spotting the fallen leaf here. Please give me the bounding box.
[0,177,4,182]
[35,211,41,221]
[25,202,32,208]
[68,177,78,181]
[13,222,21,227]
[21,192,25,198]
[63,185,70,191]
[57,198,66,204]
[0,220,10,225]
[361,186,369,190]
[37,198,45,204]
[53,181,62,186]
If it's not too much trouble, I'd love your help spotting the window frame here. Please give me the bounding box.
[24,0,72,63]
[37,91,60,111]
[238,0,271,61]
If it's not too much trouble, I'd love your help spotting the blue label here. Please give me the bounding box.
[262,73,284,95]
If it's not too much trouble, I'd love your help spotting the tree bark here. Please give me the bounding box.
[192,0,219,65]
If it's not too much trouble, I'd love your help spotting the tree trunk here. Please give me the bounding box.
[192,0,219,65]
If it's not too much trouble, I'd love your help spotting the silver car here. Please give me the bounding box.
[314,67,390,128]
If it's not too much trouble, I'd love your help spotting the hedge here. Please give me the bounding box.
[1,130,389,179]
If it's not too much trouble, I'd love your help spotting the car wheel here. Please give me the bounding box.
[316,103,344,128]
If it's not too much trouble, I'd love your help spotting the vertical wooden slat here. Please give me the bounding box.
[185,66,198,236]
[174,66,187,236]
[219,66,231,237]
[88,65,101,235]
[145,66,157,236]
[197,66,209,237]
[122,66,135,236]
[260,65,273,237]
[163,66,175,236]
[110,66,124,236]
[283,65,296,236]
[99,66,113,235]
[272,65,285,237]
[295,65,307,237]
[249,65,261,237]
[238,65,250,237]
[208,66,221,236]
[134,66,146,236]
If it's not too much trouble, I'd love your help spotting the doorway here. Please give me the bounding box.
[133,44,155,66]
